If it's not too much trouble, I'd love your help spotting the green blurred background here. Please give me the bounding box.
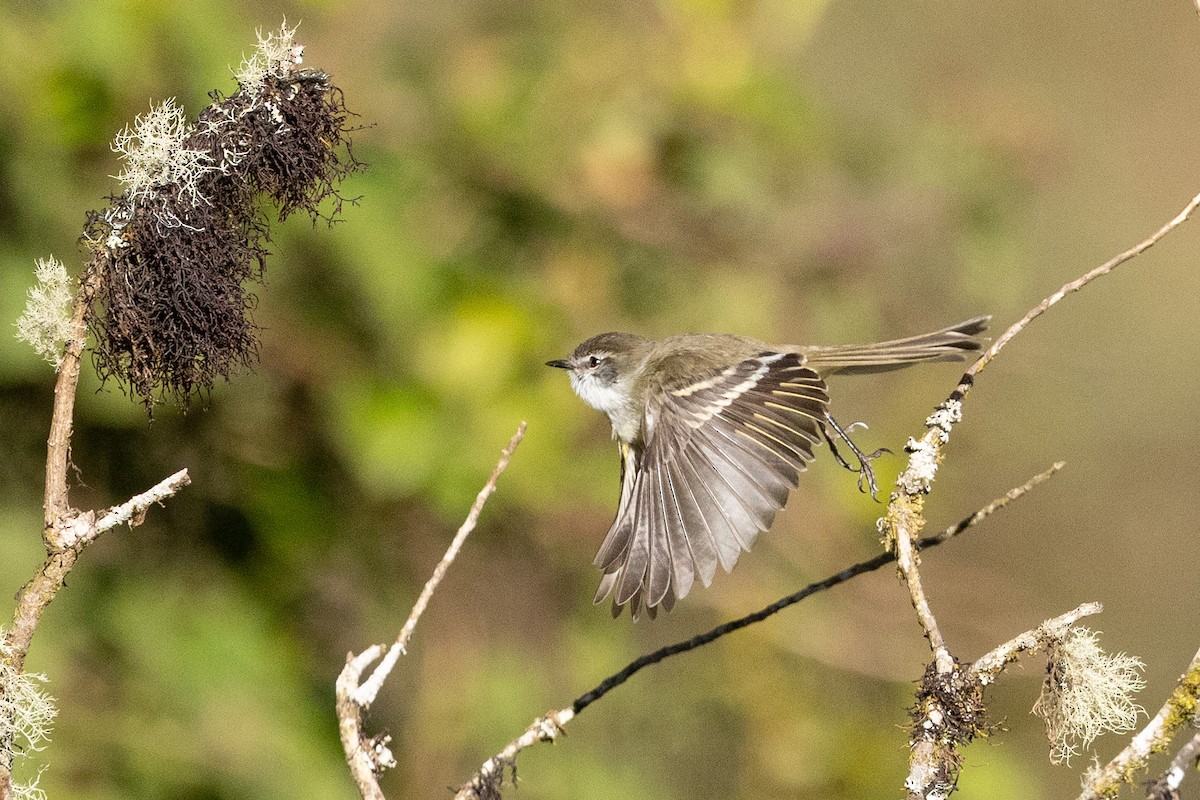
[2,1,1199,798]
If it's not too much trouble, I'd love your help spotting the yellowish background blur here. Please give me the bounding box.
[1,2,1199,798]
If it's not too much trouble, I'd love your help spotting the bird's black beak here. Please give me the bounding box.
[545,359,571,369]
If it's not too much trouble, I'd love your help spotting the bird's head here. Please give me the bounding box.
[546,332,652,422]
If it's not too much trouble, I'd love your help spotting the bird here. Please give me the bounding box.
[546,316,989,619]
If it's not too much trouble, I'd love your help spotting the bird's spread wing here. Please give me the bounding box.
[593,351,829,619]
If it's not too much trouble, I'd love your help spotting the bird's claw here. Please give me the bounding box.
[822,415,890,502]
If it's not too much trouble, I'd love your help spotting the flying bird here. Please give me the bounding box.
[547,316,989,619]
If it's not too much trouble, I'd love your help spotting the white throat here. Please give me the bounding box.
[569,372,640,441]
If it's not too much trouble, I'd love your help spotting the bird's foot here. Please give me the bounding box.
[822,413,891,501]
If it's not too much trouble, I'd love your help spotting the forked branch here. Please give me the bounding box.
[337,423,526,800]
[887,189,1200,800]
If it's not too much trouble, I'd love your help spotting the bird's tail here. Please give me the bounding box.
[800,316,990,375]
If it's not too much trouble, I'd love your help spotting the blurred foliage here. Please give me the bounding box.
[2,1,1200,799]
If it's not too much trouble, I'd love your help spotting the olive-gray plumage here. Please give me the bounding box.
[547,316,989,619]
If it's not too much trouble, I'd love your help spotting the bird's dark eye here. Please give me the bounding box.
[588,355,602,368]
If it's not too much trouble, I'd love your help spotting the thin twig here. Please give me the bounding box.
[83,469,190,546]
[895,525,951,672]
[356,421,526,707]
[337,423,526,800]
[1079,645,1200,799]
[454,465,1062,799]
[43,272,97,528]
[944,461,1065,539]
[960,190,1200,394]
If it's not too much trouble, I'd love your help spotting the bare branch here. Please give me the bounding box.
[43,272,97,527]
[337,423,526,800]
[336,646,390,800]
[356,422,526,706]
[1079,646,1200,799]
[895,520,952,672]
[454,465,1062,799]
[61,469,190,548]
[4,469,192,674]
[961,189,1200,395]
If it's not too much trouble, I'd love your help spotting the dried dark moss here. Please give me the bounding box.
[910,661,988,746]
[84,66,361,410]
[907,660,988,794]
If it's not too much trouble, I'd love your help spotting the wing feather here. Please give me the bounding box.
[644,463,675,608]
[675,447,744,572]
[661,464,697,599]
[595,351,832,617]
[665,458,722,586]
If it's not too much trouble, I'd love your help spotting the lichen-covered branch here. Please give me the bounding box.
[881,188,1200,665]
[337,424,525,800]
[904,604,1113,800]
[3,24,359,800]
[1079,646,1200,799]
[879,401,962,675]
[84,23,361,411]
[972,602,1103,684]
[886,188,1200,799]
[1147,731,1200,800]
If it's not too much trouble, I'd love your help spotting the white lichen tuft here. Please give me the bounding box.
[13,766,48,800]
[235,21,304,93]
[898,436,939,494]
[1,632,57,792]
[112,98,213,206]
[925,399,962,442]
[1032,627,1145,765]
[1079,756,1104,792]
[15,257,75,370]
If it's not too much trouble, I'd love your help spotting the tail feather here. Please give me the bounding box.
[800,316,990,375]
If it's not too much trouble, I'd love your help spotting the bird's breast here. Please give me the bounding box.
[570,373,642,443]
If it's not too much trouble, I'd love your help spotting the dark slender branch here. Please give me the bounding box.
[574,462,1062,715]
[454,464,1062,799]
